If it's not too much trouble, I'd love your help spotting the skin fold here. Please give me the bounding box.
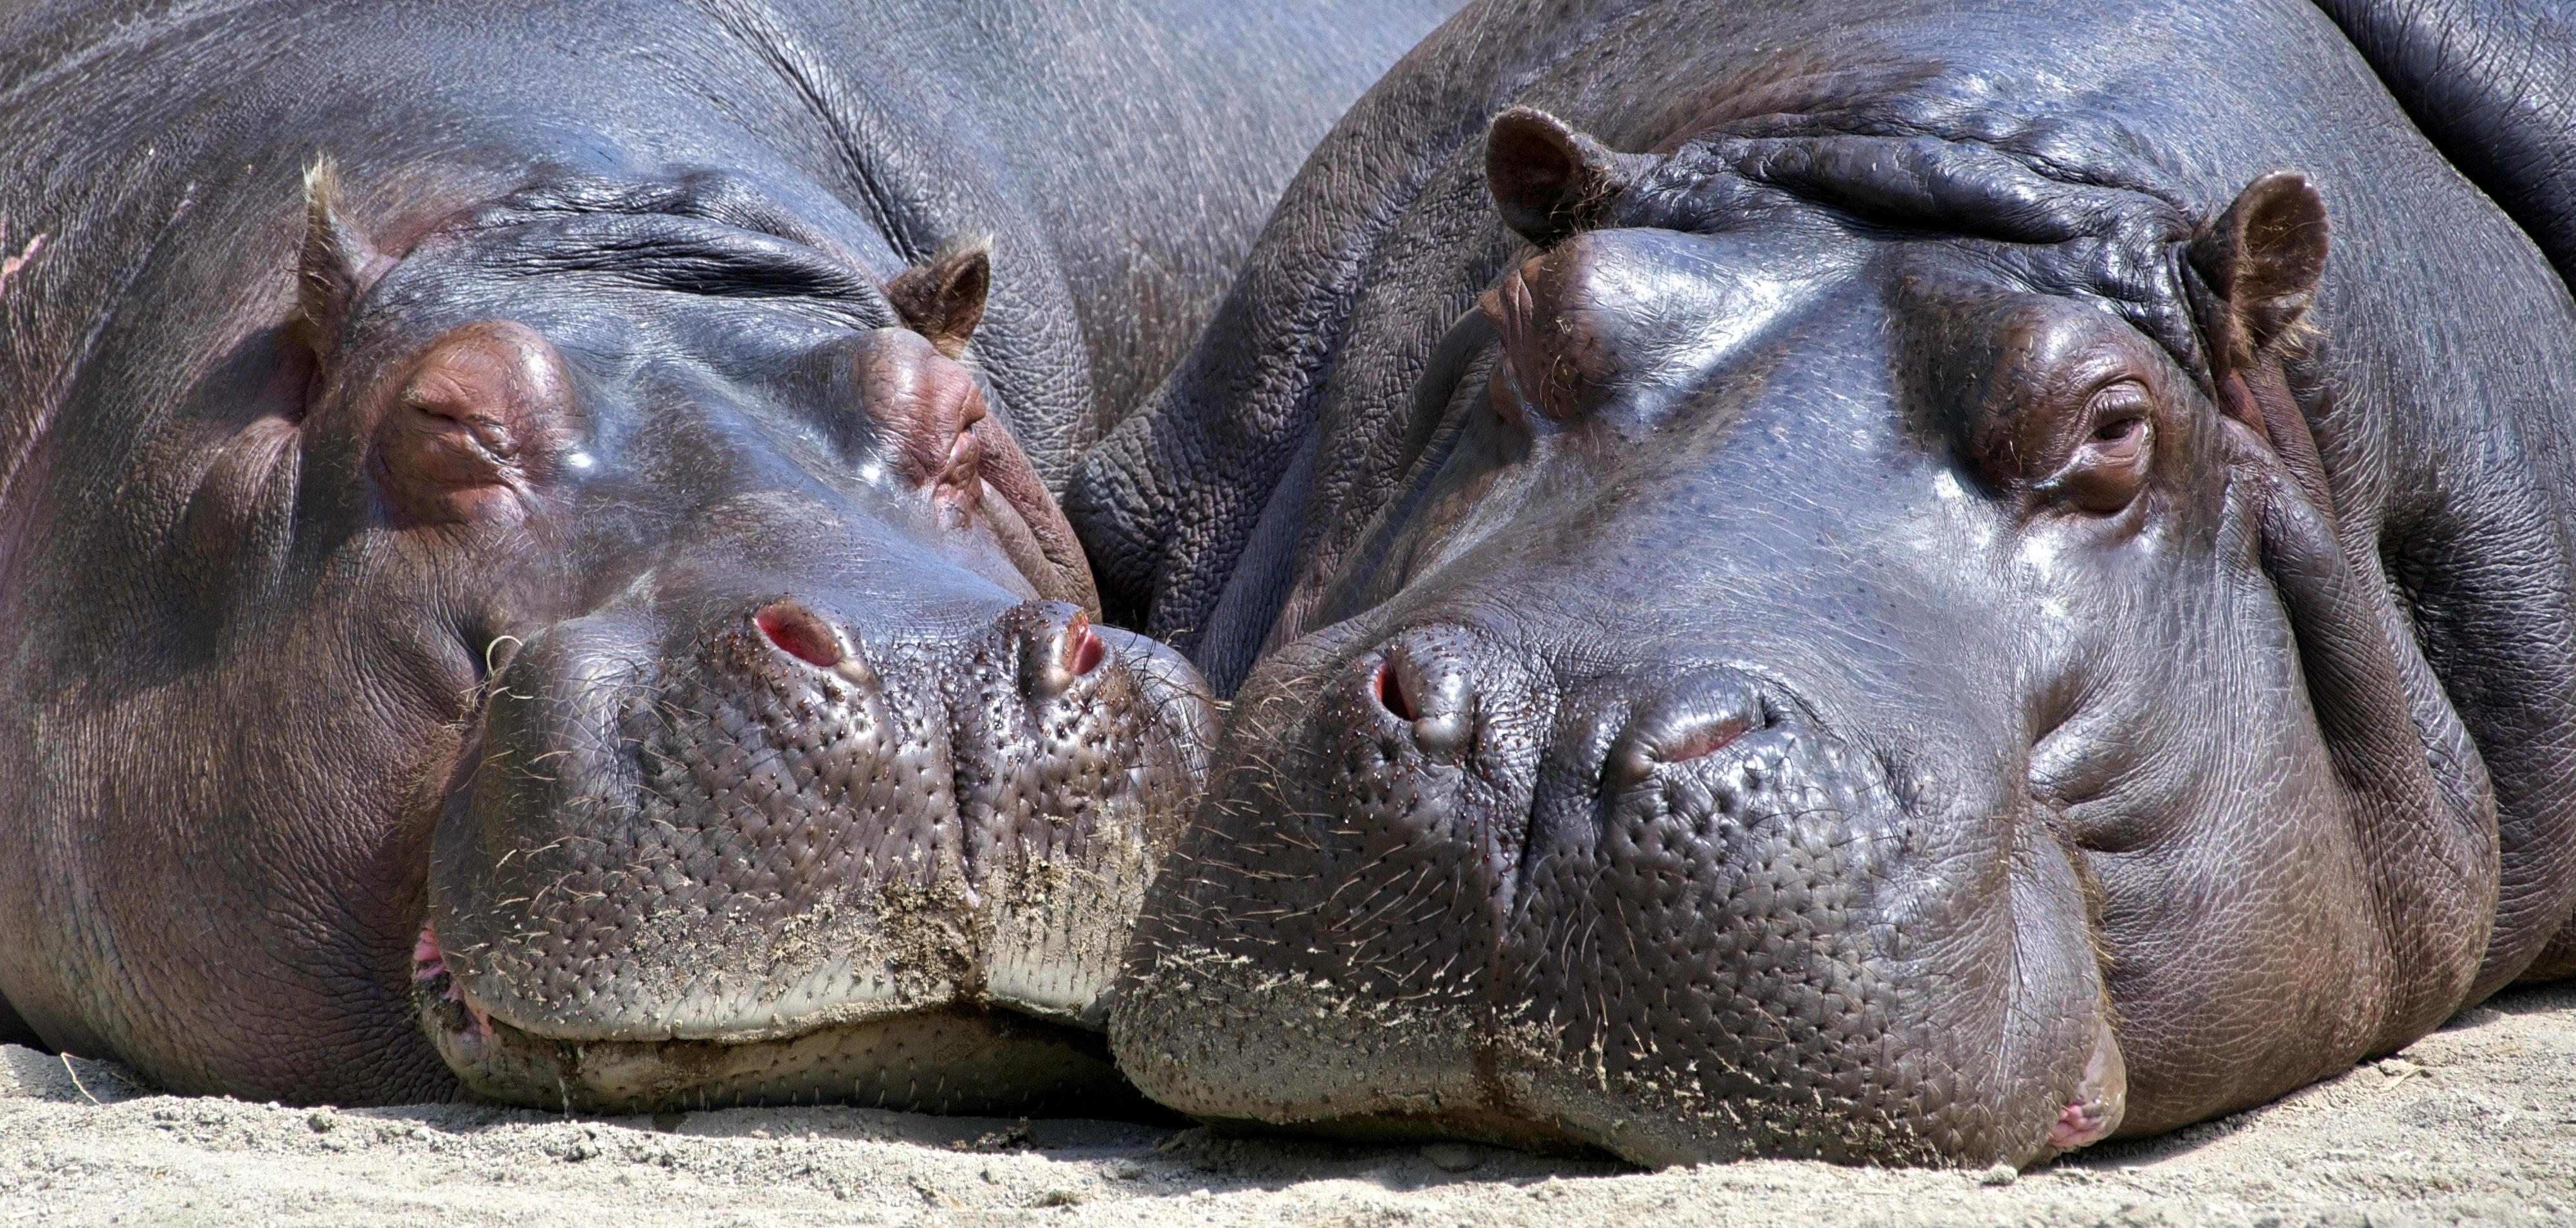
[1069,0,2576,1167]
[0,0,1456,1108]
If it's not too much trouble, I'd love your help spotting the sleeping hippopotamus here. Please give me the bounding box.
[1069,0,2576,1166]
[0,0,1455,1109]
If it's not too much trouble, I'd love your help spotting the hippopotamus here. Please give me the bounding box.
[0,0,1456,1109]
[1069,0,2576,1166]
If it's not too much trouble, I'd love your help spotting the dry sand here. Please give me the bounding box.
[5,982,2573,1226]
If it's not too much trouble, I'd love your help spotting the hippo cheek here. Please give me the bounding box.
[414,595,1211,1115]
[1112,635,2112,1166]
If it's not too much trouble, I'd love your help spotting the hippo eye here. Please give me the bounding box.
[374,320,572,526]
[2056,380,2155,514]
[2091,413,2145,453]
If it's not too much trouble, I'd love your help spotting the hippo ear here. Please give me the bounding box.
[884,242,990,359]
[2190,172,2334,517]
[1486,108,1655,246]
[297,157,390,360]
[2188,171,2328,373]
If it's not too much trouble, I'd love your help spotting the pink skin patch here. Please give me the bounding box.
[2047,1018,2128,1152]
[412,925,494,1038]
[2051,1097,2117,1151]
[1664,716,1751,764]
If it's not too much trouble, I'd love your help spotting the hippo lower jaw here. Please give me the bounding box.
[1107,947,1617,1159]
[410,924,1145,1115]
[404,759,1183,1119]
[1114,944,2124,1168]
[407,809,1168,1117]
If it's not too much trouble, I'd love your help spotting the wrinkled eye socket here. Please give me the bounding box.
[2054,380,2155,514]
[373,319,572,526]
[1480,271,1555,433]
[933,421,986,510]
[832,326,992,519]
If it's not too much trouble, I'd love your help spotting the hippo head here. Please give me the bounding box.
[1111,113,2494,1164]
[266,165,1211,1113]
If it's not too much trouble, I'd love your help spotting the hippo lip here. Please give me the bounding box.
[410,925,494,1039]
[408,921,1147,1117]
[2044,1016,2128,1155]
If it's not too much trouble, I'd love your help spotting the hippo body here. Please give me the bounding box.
[1071,0,2576,1166]
[0,0,1454,1106]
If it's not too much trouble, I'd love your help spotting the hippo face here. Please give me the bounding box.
[271,167,1211,1112]
[1112,114,2492,1164]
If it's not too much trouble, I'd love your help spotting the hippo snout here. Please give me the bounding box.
[1114,621,2111,1166]
[421,582,1208,1114]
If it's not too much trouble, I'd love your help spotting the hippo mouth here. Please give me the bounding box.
[413,595,1213,1116]
[410,923,1143,1115]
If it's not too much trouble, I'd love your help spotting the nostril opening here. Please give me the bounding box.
[1666,716,1753,764]
[1374,658,1417,721]
[1067,626,1106,678]
[754,602,841,669]
[1026,606,1106,700]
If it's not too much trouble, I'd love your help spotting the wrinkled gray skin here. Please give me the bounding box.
[0,0,1455,1108]
[1071,0,2576,1167]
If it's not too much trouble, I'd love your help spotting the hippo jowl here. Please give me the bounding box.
[0,0,1454,1110]
[1071,0,2576,1168]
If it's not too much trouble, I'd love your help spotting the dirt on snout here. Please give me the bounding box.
[3,982,2572,1227]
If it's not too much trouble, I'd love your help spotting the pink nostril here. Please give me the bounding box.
[1666,716,1752,764]
[1066,620,1106,678]
[1026,609,1106,700]
[1374,659,1417,721]
[754,602,841,669]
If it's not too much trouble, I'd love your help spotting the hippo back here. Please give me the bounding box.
[2316,0,2576,287]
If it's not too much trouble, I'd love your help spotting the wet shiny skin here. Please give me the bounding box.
[1075,0,2572,1167]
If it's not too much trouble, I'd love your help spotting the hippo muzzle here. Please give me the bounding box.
[416,551,1210,1113]
[1115,613,2118,1164]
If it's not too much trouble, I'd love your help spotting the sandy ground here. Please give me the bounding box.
[5,984,2573,1227]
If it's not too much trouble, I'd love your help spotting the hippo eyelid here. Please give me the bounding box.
[2035,399,2156,514]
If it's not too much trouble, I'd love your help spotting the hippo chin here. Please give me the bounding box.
[0,0,1455,1110]
[1073,0,2576,1166]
